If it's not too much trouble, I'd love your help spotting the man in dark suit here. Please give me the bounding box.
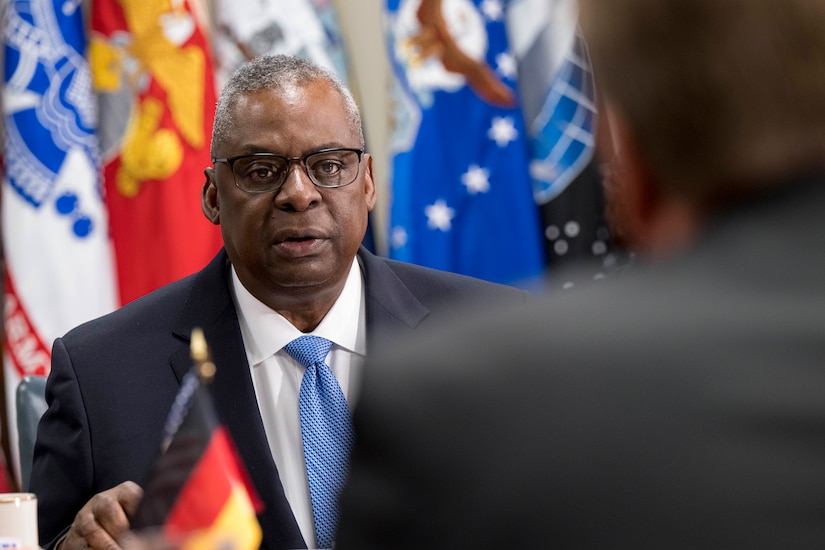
[29,54,526,550]
[336,1,825,548]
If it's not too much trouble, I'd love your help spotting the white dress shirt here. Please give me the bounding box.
[231,259,367,549]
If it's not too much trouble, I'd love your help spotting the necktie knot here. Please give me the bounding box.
[284,335,333,369]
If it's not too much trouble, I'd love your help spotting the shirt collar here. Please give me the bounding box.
[231,259,365,365]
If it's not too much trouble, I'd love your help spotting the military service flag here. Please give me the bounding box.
[90,0,223,305]
[211,0,349,89]
[508,0,624,286]
[2,0,119,482]
[385,0,544,286]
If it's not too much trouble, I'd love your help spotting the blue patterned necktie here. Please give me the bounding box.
[284,335,354,549]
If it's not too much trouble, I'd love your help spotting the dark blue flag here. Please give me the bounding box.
[509,0,628,288]
[385,0,544,287]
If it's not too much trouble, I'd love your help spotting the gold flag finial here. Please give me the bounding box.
[190,327,216,382]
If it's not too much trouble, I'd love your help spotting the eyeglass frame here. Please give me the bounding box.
[211,147,365,193]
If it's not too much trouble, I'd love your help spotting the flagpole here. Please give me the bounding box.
[189,327,216,383]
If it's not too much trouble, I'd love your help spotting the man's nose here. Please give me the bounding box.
[273,162,322,211]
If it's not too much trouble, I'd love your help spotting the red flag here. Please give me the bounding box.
[164,427,261,547]
[90,0,223,305]
[133,330,261,550]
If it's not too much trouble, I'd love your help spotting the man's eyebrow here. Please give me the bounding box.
[232,142,352,156]
[310,142,350,151]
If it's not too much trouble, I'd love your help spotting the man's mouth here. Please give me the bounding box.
[274,235,325,256]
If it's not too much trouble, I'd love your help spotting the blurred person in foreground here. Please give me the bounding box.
[29,54,526,550]
[336,1,825,548]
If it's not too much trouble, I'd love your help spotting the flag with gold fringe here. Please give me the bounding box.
[131,329,262,550]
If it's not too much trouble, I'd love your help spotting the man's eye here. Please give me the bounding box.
[313,160,343,175]
[244,162,281,180]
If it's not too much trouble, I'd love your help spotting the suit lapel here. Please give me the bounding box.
[357,247,431,353]
[165,248,429,548]
[171,250,306,550]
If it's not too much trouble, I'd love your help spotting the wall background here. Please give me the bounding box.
[331,0,392,254]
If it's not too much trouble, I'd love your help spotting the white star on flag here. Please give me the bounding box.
[496,52,517,80]
[488,116,518,147]
[462,164,491,194]
[425,199,455,231]
[391,226,408,249]
[480,0,504,21]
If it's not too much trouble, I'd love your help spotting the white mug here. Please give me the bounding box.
[0,493,38,549]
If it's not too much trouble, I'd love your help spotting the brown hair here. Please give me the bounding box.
[580,0,825,206]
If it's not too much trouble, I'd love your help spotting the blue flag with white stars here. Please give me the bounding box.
[385,0,544,287]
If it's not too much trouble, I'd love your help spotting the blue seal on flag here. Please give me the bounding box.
[3,0,100,237]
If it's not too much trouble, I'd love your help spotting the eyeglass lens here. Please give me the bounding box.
[232,150,361,192]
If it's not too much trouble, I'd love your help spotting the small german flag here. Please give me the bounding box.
[132,328,262,550]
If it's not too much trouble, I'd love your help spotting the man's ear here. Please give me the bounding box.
[598,100,662,252]
[202,167,220,225]
[599,100,700,257]
[363,153,377,212]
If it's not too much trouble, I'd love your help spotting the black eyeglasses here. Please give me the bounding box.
[212,148,364,193]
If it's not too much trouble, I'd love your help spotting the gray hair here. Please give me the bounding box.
[580,0,825,205]
[211,55,364,155]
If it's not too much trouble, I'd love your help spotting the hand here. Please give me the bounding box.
[118,529,180,550]
[61,481,144,550]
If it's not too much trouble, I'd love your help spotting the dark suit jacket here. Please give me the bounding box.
[336,176,825,549]
[30,246,527,550]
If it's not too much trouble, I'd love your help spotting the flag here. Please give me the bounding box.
[2,0,118,482]
[132,329,262,550]
[508,0,626,286]
[89,0,223,305]
[385,0,544,287]
[211,0,350,89]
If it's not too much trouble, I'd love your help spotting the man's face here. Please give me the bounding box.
[203,81,376,309]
